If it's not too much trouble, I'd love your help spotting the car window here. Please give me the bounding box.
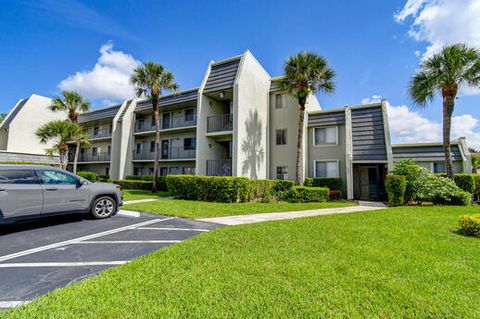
[38,170,78,185]
[0,169,37,184]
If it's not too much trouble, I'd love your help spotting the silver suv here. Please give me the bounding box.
[0,165,123,224]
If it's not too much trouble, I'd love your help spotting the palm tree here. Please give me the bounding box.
[281,52,336,185]
[409,43,480,179]
[50,91,91,173]
[472,154,480,174]
[36,120,87,170]
[130,62,179,192]
[0,112,8,124]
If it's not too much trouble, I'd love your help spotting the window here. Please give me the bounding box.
[93,126,99,136]
[276,166,288,180]
[160,167,168,176]
[276,129,287,145]
[184,137,196,150]
[134,167,142,176]
[183,167,195,175]
[185,109,195,122]
[92,147,98,156]
[136,143,143,154]
[38,170,78,185]
[109,124,113,134]
[107,146,111,156]
[314,127,337,145]
[149,167,155,175]
[150,141,155,152]
[151,116,155,127]
[433,162,445,173]
[314,161,339,178]
[137,119,144,131]
[105,168,109,175]
[0,170,37,184]
[275,94,283,109]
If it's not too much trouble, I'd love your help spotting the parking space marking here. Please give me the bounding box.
[136,227,210,232]
[0,217,175,263]
[75,240,182,244]
[0,261,127,268]
[0,301,30,309]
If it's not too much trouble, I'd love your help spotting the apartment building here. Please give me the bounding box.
[1,50,472,200]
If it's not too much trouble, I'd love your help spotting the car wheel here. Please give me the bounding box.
[91,196,116,219]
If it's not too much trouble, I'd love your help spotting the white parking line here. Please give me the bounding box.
[0,301,30,308]
[75,240,182,244]
[136,227,210,232]
[0,217,175,263]
[0,261,127,268]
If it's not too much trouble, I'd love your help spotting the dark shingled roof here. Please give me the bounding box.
[135,89,198,112]
[203,57,242,94]
[0,98,28,129]
[78,105,121,123]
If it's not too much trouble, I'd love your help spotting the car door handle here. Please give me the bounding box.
[45,187,58,191]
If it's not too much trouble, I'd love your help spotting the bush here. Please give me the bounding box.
[474,174,480,201]
[304,178,343,190]
[272,179,294,195]
[329,190,342,200]
[166,175,251,203]
[416,174,471,205]
[248,179,294,203]
[281,186,329,203]
[454,174,476,193]
[458,214,480,236]
[113,180,152,190]
[125,175,167,191]
[385,174,406,206]
[77,171,99,182]
[392,159,430,201]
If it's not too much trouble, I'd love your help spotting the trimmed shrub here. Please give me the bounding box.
[385,174,406,206]
[272,179,294,195]
[392,159,430,201]
[474,174,480,201]
[458,214,480,236]
[416,174,471,205]
[113,180,152,190]
[165,175,199,200]
[454,174,476,193]
[250,180,276,203]
[281,186,329,203]
[77,171,99,182]
[125,175,167,191]
[304,178,343,190]
[329,190,342,200]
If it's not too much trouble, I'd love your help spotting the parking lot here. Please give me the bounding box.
[0,212,219,309]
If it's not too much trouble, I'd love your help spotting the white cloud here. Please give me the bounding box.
[394,0,480,64]
[58,42,139,101]
[361,95,480,149]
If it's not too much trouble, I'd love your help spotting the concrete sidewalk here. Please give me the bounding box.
[197,202,387,226]
[123,197,173,205]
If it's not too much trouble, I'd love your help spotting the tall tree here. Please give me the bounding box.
[130,62,178,192]
[281,52,335,185]
[36,120,88,170]
[50,91,91,173]
[409,43,480,179]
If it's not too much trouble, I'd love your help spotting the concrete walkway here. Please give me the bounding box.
[123,197,174,205]
[197,202,387,226]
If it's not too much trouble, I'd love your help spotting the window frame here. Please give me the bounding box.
[313,126,339,147]
[275,94,283,109]
[275,129,287,145]
[0,169,39,184]
[184,109,195,122]
[276,166,288,180]
[313,160,340,178]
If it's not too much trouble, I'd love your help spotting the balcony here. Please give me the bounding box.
[206,159,232,176]
[133,147,196,161]
[135,115,197,133]
[207,114,233,133]
[85,127,112,139]
[70,152,111,163]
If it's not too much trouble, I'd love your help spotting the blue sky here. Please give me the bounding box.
[0,0,479,147]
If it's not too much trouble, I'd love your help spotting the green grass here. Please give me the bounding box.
[4,206,480,318]
[122,199,354,219]
[122,190,171,201]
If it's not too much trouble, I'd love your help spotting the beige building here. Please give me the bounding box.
[2,51,473,200]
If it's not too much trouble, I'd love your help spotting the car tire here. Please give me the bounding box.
[90,196,117,219]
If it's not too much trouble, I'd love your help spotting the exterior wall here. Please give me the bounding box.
[0,150,59,164]
[6,94,65,155]
[233,51,270,179]
[133,161,196,176]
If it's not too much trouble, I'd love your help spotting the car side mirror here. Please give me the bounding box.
[77,178,86,187]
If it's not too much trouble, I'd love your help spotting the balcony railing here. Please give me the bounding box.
[207,114,233,133]
[206,159,232,176]
[85,128,112,139]
[70,152,111,162]
[133,147,196,160]
[135,115,197,133]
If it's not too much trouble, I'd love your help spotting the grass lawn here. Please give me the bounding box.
[4,206,480,318]
[122,189,171,201]
[122,199,354,219]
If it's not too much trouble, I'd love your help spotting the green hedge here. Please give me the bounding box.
[454,174,476,193]
[281,186,329,203]
[304,178,343,190]
[113,180,152,190]
[166,175,251,203]
[249,179,294,203]
[458,214,480,236]
[77,171,110,182]
[386,174,406,206]
[125,175,167,191]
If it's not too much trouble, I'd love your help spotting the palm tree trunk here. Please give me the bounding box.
[60,145,69,170]
[295,100,306,185]
[73,140,80,174]
[442,85,457,179]
[152,96,160,193]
